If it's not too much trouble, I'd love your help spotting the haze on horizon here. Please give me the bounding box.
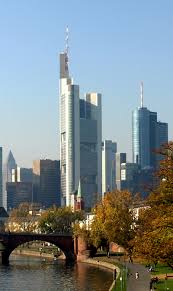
[0,0,172,168]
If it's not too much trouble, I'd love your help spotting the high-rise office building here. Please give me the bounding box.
[132,83,168,169]
[59,32,102,209]
[156,122,168,165]
[116,152,126,190]
[59,49,80,207]
[6,182,32,210]
[0,147,2,207]
[12,167,33,183]
[3,150,17,209]
[33,159,60,208]
[102,140,117,196]
[80,94,102,209]
[120,162,139,192]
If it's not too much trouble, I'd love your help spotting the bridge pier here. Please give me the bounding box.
[64,250,76,262]
[0,251,9,265]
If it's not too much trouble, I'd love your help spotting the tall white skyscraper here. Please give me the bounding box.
[59,51,80,206]
[59,31,102,209]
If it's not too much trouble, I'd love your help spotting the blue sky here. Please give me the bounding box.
[0,0,173,167]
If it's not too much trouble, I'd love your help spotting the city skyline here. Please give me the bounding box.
[0,1,172,167]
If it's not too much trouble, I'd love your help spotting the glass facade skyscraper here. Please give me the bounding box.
[132,107,150,168]
[132,105,168,169]
[102,140,117,195]
[80,94,102,210]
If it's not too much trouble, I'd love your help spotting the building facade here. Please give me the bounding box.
[120,162,139,192]
[102,140,117,196]
[116,152,126,190]
[3,150,17,209]
[132,84,168,170]
[33,159,60,208]
[6,182,32,210]
[12,167,33,183]
[80,94,102,209]
[0,147,2,207]
[59,42,102,210]
[59,52,80,207]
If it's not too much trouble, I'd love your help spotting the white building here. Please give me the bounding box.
[59,52,80,206]
[59,34,102,209]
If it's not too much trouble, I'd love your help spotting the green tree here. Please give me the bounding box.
[38,206,84,234]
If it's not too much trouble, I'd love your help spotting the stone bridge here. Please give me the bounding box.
[0,232,76,265]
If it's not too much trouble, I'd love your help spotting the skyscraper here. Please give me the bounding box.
[3,150,17,209]
[0,147,2,207]
[80,93,102,209]
[59,31,102,209]
[102,140,117,196]
[132,83,168,169]
[59,49,80,206]
[12,167,33,183]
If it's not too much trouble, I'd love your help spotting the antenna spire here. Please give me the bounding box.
[65,26,69,55]
[140,81,144,108]
[64,26,69,74]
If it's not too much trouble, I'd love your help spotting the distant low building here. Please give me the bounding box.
[33,159,61,208]
[6,182,32,210]
[0,207,8,231]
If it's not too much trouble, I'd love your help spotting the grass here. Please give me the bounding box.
[151,263,173,275]
[150,263,173,290]
[112,264,127,291]
[17,245,60,255]
[154,279,173,290]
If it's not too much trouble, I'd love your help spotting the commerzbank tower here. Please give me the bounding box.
[59,29,102,210]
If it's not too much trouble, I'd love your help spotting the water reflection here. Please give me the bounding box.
[0,256,112,291]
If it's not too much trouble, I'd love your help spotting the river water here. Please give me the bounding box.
[0,255,113,291]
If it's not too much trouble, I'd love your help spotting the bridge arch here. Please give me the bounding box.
[0,233,75,265]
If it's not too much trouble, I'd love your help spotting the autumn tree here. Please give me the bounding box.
[6,203,38,232]
[90,190,136,257]
[134,142,173,267]
[38,206,84,234]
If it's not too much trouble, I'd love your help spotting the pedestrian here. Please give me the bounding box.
[149,280,153,291]
[135,272,139,279]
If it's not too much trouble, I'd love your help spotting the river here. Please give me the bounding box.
[0,255,113,291]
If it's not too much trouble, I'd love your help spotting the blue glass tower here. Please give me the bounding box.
[132,83,168,169]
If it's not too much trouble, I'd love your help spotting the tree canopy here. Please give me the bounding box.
[134,142,173,267]
[90,190,136,256]
[6,203,37,232]
[38,206,84,234]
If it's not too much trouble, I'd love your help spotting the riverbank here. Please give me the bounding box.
[82,257,120,291]
[12,249,61,259]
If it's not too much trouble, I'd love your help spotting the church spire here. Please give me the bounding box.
[77,179,82,198]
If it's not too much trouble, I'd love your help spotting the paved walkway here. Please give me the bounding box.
[126,262,151,291]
